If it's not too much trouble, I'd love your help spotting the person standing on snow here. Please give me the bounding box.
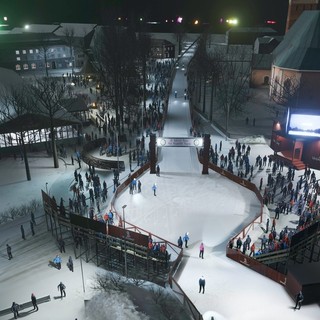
[294,291,304,310]
[20,225,25,240]
[67,256,74,272]
[31,293,38,311]
[7,244,13,260]
[183,232,189,248]
[152,183,157,196]
[178,236,183,248]
[57,282,66,298]
[11,302,20,319]
[236,237,242,250]
[199,276,205,294]
[199,242,204,259]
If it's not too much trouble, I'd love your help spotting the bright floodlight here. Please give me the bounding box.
[226,18,238,25]
[177,16,183,24]
[4,17,7,21]
[24,24,30,29]
[194,20,199,25]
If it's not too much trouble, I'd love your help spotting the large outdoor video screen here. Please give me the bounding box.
[286,109,320,138]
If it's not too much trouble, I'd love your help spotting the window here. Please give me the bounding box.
[15,50,20,55]
[15,64,21,71]
[35,49,39,54]
[16,57,21,61]
[22,50,27,54]
[31,63,36,69]
[29,49,33,54]
[23,64,29,70]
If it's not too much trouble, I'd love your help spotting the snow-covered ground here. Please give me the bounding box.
[0,41,319,320]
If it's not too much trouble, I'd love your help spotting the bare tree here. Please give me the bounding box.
[214,46,252,131]
[62,27,75,76]
[0,84,33,180]
[91,26,140,132]
[29,78,70,168]
[136,32,151,132]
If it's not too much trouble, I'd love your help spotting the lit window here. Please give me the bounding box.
[15,64,21,71]
[23,64,29,70]
[35,49,39,53]
[15,50,20,55]
[22,50,27,54]
[16,57,21,61]
[29,49,33,54]
[46,62,50,68]
[31,63,36,69]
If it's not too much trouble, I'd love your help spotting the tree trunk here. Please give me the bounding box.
[142,58,147,133]
[20,134,31,181]
[202,75,207,114]
[50,127,59,168]
[209,77,214,121]
[225,104,230,132]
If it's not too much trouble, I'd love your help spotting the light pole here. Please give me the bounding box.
[116,131,120,174]
[45,182,48,194]
[122,204,127,277]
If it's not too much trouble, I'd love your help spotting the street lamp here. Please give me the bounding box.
[122,204,128,277]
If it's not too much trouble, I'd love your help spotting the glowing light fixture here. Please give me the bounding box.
[226,18,238,25]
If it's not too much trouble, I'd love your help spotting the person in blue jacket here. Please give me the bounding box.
[183,232,189,248]
[53,255,62,270]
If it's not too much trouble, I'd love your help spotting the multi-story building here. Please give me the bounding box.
[0,23,96,75]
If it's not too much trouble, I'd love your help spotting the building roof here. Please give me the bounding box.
[10,24,60,34]
[273,10,320,70]
[0,113,80,134]
[227,27,277,34]
[0,68,23,89]
[54,23,97,37]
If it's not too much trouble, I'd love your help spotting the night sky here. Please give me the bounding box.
[1,0,289,32]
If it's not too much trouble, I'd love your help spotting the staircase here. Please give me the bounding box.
[255,220,320,273]
[269,153,305,170]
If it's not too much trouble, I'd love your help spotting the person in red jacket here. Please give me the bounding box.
[249,243,255,257]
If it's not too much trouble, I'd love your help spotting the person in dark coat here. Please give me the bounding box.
[236,237,242,250]
[11,302,19,319]
[59,238,65,253]
[156,165,160,177]
[7,244,13,260]
[57,282,66,298]
[294,291,304,310]
[30,221,35,236]
[67,256,74,272]
[31,212,36,225]
[178,236,183,248]
[21,225,25,240]
[31,293,38,311]
[265,218,269,233]
[199,276,205,294]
